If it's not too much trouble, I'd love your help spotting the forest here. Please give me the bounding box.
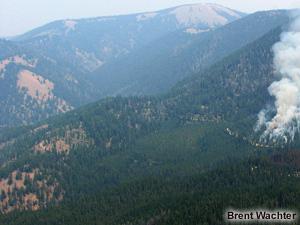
[0,150,300,224]
[0,7,298,224]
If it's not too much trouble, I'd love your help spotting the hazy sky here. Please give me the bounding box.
[1,0,300,37]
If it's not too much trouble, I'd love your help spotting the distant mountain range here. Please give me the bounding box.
[1,3,248,129]
[0,4,289,129]
[92,10,288,97]
[13,3,245,71]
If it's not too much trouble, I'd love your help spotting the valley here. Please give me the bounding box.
[0,3,299,224]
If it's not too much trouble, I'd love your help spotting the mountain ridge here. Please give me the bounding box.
[0,3,251,129]
[14,3,245,42]
[0,23,291,213]
[92,10,288,97]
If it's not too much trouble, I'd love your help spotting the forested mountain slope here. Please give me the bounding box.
[0,39,97,129]
[0,23,290,213]
[1,150,299,224]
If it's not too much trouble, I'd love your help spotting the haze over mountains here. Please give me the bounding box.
[0,3,300,224]
[13,3,245,67]
[1,3,288,129]
[1,4,245,128]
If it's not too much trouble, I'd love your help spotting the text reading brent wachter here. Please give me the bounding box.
[224,209,298,223]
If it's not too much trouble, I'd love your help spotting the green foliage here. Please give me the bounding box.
[163,25,282,123]
[1,151,300,224]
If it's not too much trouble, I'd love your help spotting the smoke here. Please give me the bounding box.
[256,10,300,143]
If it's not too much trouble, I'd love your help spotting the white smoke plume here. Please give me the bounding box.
[256,10,300,143]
